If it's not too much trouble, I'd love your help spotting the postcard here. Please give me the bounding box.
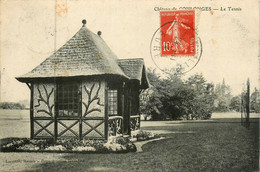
[0,0,259,171]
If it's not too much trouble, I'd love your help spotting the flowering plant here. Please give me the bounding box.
[1,137,136,153]
[132,130,159,141]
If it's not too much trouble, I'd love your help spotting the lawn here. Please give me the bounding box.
[0,111,259,171]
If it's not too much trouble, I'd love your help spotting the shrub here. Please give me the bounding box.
[140,69,215,120]
[1,138,29,152]
[56,138,83,150]
[1,137,136,153]
[115,137,136,152]
[133,130,159,141]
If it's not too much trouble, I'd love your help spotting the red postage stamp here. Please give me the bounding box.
[160,10,195,56]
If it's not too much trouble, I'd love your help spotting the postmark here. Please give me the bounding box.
[150,10,202,74]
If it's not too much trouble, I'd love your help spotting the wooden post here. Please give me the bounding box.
[121,94,124,135]
[104,82,109,140]
[30,83,34,139]
[241,93,243,126]
[138,86,141,129]
[246,79,250,128]
[128,96,132,136]
[54,83,58,142]
[79,82,82,140]
[121,81,125,135]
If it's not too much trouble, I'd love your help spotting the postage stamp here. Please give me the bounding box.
[150,10,201,74]
[160,11,195,56]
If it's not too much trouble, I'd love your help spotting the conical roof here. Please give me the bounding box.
[16,21,128,83]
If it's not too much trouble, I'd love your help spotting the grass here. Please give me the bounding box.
[0,111,259,171]
[141,118,259,172]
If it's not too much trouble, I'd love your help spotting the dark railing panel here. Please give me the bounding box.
[130,115,140,131]
[108,116,123,136]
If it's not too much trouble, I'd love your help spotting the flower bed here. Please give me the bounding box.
[1,137,136,153]
[131,130,160,141]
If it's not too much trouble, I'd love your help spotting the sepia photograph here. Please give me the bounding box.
[0,0,259,171]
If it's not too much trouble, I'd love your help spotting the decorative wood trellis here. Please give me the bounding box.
[130,115,140,131]
[241,79,250,129]
[30,80,142,140]
[82,119,105,139]
[57,120,80,138]
[32,84,55,138]
[32,81,106,140]
[108,116,123,136]
[81,81,105,139]
[34,119,54,138]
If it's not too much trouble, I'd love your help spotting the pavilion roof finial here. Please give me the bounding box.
[82,19,87,27]
[97,31,102,36]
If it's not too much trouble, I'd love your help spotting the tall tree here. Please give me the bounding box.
[140,68,215,120]
[230,95,241,112]
[250,88,260,113]
[214,79,232,112]
[140,68,163,120]
[186,74,215,119]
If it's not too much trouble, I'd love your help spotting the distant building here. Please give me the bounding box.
[16,20,149,140]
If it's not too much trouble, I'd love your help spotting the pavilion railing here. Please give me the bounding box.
[130,115,140,131]
[108,116,123,136]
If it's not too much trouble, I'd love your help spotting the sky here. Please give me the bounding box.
[0,0,259,102]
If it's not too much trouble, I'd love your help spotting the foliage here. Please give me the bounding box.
[1,138,30,152]
[105,136,136,151]
[132,130,159,141]
[140,69,260,118]
[0,102,26,110]
[185,74,215,119]
[140,68,163,120]
[140,68,215,120]
[213,79,232,112]
[229,87,260,113]
[1,137,136,153]
[250,88,260,113]
[230,95,241,112]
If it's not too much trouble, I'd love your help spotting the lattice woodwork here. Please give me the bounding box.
[34,120,54,137]
[82,119,105,138]
[57,120,79,138]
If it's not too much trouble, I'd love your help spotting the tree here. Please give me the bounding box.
[140,68,215,120]
[214,79,232,112]
[250,88,260,113]
[139,68,163,120]
[158,74,195,120]
[0,102,25,109]
[230,95,241,112]
[186,74,215,119]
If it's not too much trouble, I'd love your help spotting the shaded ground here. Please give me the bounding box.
[0,111,259,171]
